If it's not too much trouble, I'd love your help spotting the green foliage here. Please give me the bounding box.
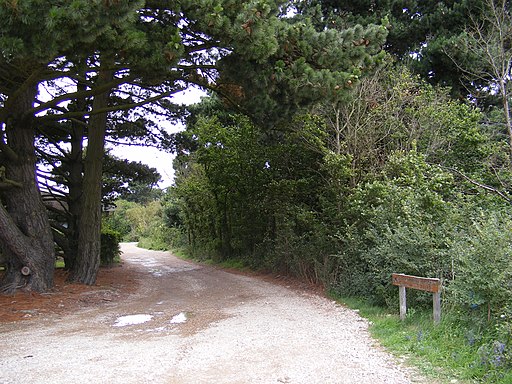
[216,6,388,122]
[100,228,122,266]
[173,110,346,280]
[299,0,486,98]
[337,295,512,383]
[102,153,162,204]
[125,201,168,249]
[103,200,140,241]
[448,211,512,324]
[104,198,184,251]
[333,149,456,306]
[0,0,142,63]
[327,64,487,182]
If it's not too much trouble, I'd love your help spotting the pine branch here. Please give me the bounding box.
[26,75,134,118]
[38,89,177,121]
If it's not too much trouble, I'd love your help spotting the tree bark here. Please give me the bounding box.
[0,84,55,293]
[68,61,113,285]
[63,75,88,271]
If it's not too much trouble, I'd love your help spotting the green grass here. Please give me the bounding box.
[335,295,512,383]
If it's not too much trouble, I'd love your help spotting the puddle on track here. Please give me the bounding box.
[170,312,187,324]
[112,312,189,329]
[113,314,153,327]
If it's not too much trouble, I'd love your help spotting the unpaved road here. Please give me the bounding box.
[0,243,427,384]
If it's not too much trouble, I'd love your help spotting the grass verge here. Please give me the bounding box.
[335,295,512,383]
[169,247,251,271]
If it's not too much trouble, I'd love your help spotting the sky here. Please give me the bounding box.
[109,86,206,188]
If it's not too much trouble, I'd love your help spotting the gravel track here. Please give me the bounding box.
[0,243,428,384]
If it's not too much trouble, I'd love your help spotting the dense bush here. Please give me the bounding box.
[332,149,457,306]
[448,210,512,322]
[100,228,122,266]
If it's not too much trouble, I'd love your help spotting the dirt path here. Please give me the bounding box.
[0,243,427,384]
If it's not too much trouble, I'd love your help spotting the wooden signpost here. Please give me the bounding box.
[392,273,442,324]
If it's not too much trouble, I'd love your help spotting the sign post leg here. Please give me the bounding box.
[399,285,407,321]
[433,292,441,324]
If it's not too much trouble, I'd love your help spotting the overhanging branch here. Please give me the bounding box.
[38,90,176,121]
[25,75,133,118]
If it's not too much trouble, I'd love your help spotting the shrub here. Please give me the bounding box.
[447,211,512,323]
[333,149,456,306]
[100,228,122,266]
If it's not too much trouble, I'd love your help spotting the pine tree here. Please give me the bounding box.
[298,0,487,97]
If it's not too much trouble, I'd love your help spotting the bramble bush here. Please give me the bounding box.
[444,208,512,376]
[329,149,512,378]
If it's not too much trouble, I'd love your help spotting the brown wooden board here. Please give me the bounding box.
[392,273,441,293]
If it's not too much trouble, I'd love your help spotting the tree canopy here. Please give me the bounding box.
[0,0,387,292]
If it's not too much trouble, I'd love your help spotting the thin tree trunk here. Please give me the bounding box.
[69,61,113,285]
[0,84,55,293]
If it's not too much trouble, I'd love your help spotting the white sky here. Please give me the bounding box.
[109,86,207,188]
[38,80,206,189]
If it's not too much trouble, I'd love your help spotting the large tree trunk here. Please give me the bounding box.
[0,84,55,293]
[68,63,113,285]
[63,120,85,270]
[62,75,88,271]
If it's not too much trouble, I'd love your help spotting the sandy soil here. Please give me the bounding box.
[0,243,429,384]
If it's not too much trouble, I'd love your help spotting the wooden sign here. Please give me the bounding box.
[392,273,441,293]
[391,273,442,324]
